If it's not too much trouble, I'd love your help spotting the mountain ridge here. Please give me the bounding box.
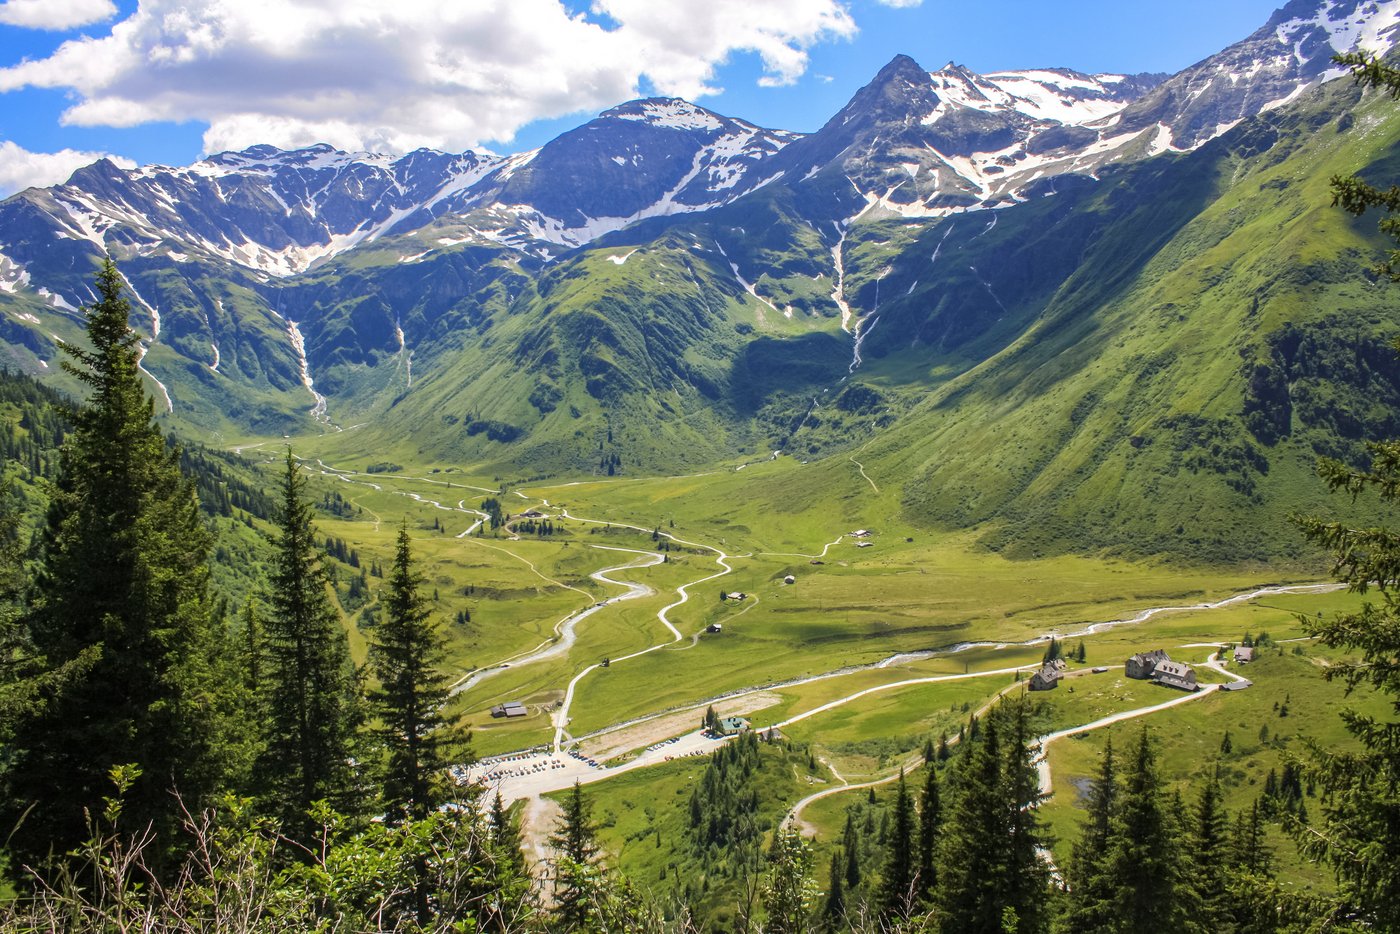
[4,0,1400,562]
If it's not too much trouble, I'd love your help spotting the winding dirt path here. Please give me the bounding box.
[784,672,1029,833]
[547,506,740,750]
[1034,673,1222,798]
[850,455,878,493]
[759,536,845,560]
[451,545,662,696]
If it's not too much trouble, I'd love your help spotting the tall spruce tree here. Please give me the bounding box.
[1230,799,1272,877]
[1058,738,1118,934]
[0,480,37,742]
[842,814,861,891]
[369,523,465,823]
[822,850,846,931]
[1191,770,1232,932]
[1096,727,1188,932]
[489,790,526,876]
[1001,699,1051,934]
[1,258,247,876]
[242,599,262,696]
[879,768,917,920]
[550,780,601,929]
[935,700,1050,934]
[936,712,1004,933]
[257,451,362,841]
[916,761,941,904]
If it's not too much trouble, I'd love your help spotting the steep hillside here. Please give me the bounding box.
[844,76,1400,562]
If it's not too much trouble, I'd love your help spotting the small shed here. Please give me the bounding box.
[1220,679,1253,691]
[717,717,750,736]
[726,592,747,601]
[490,701,529,719]
[1028,665,1062,691]
[706,623,723,633]
[784,575,796,585]
[1151,661,1198,692]
[1233,646,1255,664]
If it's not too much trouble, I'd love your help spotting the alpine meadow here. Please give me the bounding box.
[4,1,1400,931]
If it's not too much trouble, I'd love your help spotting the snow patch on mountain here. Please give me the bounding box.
[282,317,330,424]
[1275,0,1400,61]
[609,99,725,132]
[0,252,29,294]
[984,70,1135,125]
[136,343,173,414]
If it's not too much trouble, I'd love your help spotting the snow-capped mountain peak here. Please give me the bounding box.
[3,0,1399,283]
[1271,0,1400,61]
[603,98,728,132]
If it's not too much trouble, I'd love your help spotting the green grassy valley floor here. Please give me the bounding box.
[224,434,1373,913]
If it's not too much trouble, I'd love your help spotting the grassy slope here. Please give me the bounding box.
[844,80,1400,563]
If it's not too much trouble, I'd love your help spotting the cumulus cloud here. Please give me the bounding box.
[0,140,135,196]
[0,0,116,29]
[0,0,858,157]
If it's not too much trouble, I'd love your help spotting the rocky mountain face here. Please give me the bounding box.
[2,0,1400,561]
[1117,0,1400,148]
[764,56,1167,217]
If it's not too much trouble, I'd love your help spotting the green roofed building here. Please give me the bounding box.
[717,717,750,736]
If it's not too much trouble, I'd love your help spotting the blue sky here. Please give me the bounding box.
[0,0,1286,193]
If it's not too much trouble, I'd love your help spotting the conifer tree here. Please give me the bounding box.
[823,851,846,931]
[550,780,601,928]
[257,451,363,842]
[1192,769,1232,932]
[1001,698,1051,934]
[1285,51,1400,928]
[936,700,1050,934]
[242,599,262,695]
[369,523,465,823]
[0,481,36,741]
[1097,727,1187,931]
[1058,738,1118,934]
[843,815,861,890]
[935,713,1006,934]
[1230,799,1272,876]
[490,790,526,875]
[916,762,941,903]
[879,768,917,920]
[2,258,248,876]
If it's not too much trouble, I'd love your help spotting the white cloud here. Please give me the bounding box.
[0,0,858,157]
[0,0,116,29]
[873,0,922,7]
[0,140,135,196]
